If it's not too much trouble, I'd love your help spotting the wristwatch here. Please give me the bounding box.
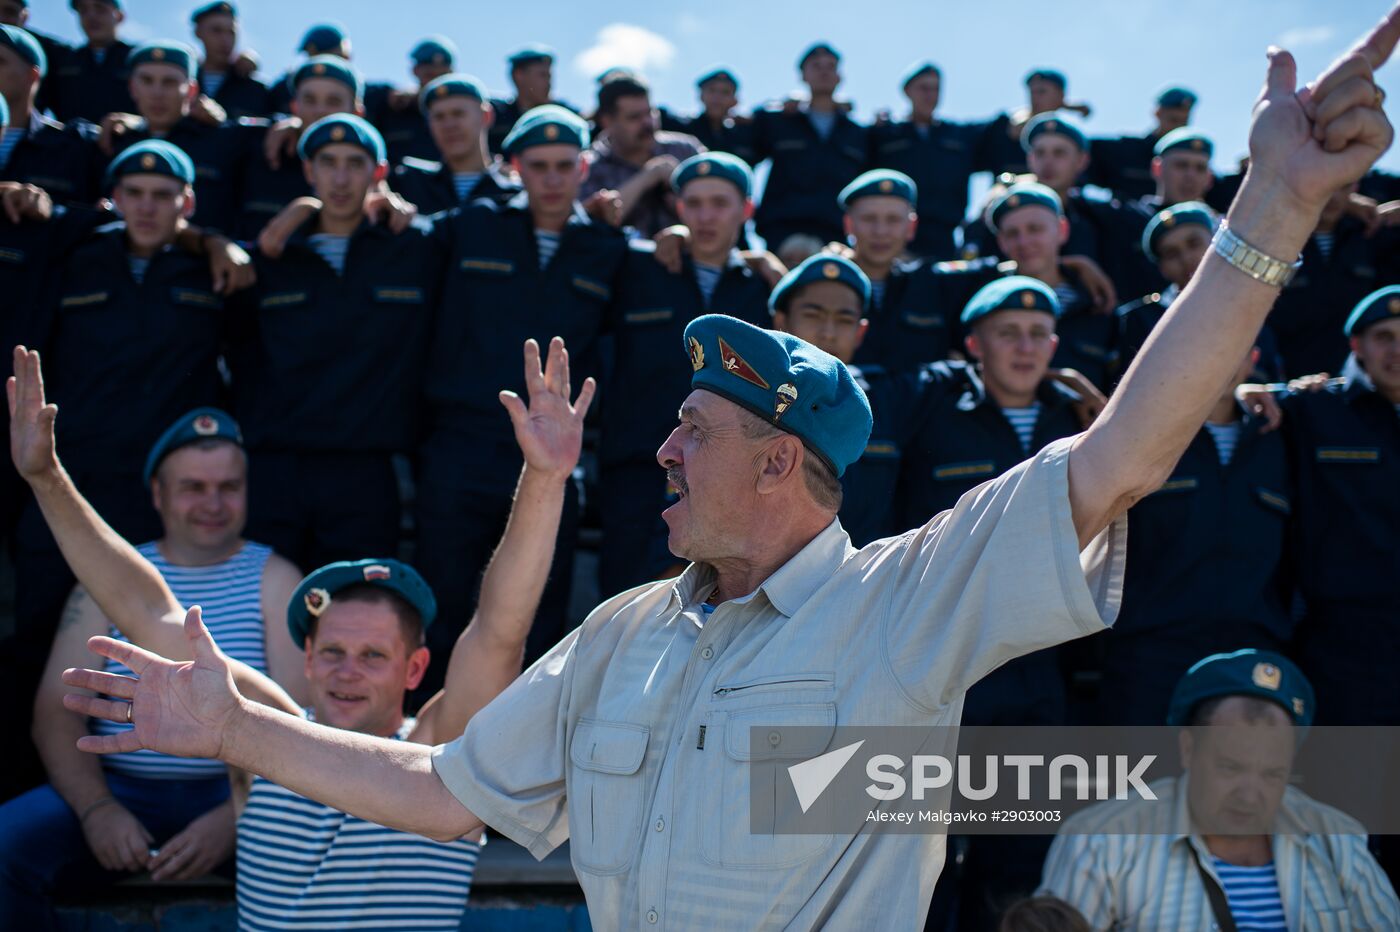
[1212,221,1302,288]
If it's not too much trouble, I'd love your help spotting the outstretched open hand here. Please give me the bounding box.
[61,606,243,762]
[498,337,595,481]
[8,346,59,481]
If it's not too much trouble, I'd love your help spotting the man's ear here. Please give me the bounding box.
[1056,216,1070,247]
[743,198,755,221]
[373,161,388,184]
[181,186,197,220]
[842,214,854,239]
[755,433,803,494]
[481,101,495,128]
[403,646,431,690]
[964,331,982,361]
[1151,157,1163,181]
[853,319,869,351]
[1074,150,1090,176]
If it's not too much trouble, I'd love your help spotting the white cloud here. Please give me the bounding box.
[573,23,676,79]
[1277,25,1336,49]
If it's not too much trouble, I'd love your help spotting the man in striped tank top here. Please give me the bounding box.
[0,406,304,929]
[1041,650,1399,929]
[10,338,588,931]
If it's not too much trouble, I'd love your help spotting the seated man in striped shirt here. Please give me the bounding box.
[8,338,589,931]
[1041,650,1400,930]
[0,406,304,930]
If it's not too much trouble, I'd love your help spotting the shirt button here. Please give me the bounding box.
[701,646,714,660]
[655,818,665,832]
[768,731,782,747]
[647,909,659,924]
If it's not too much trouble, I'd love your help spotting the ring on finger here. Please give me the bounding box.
[124,701,133,724]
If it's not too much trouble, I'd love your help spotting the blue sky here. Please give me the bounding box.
[27,0,1400,173]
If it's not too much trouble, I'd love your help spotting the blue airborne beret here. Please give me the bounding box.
[105,139,196,190]
[1154,127,1213,159]
[507,44,554,68]
[299,23,347,56]
[411,35,456,67]
[798,41,839,69]
[128,41,197,78]
[987,182,1063,232]
[1024,68,1066,90]
[1141,201,1218,262]
[1166,649,1314,728]
[298,113,386,163]
[960,276,1060,326]
[70,0,119,7]
[1021,112,1087,152]
[0,25,46,77]
[293,55,362,99]
[501,104,589,156]
[838,169,917,209]
[671,152,753,198]
[190,1,235,23]
[1156,86,1198,109]
[1344,285,1400,337]
[769,253,871,315]
[696,66,739,89]
[0,92,7,127]
[288,559,438,649]
[419,72,486,114]
[684,315,872,477]
[143,407,243,484]
[900,60,941,89]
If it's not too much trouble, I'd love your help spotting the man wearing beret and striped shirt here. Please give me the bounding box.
[49,15,1400,927]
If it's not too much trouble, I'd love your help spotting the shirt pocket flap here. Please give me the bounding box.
[458,257,516,275]
[60,290,110,309]
[170,287,220,308]
[1315,446,1380,464]
[259,290,309,309]
[1150,477,1199,495]
[623,307,675,325]
[1255,487,1291,515]
[372,286,426,304]
[725,703,836,761]
[933,460,995,481]
[571,720,649,776]
[572,275,612,302]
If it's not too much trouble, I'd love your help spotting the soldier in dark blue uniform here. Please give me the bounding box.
[751,42,867,251]
[868,61,998,261]
[0,2,68,117]
[416,105,627,690]
[46,0,134,125]
[664,67,757,166]
[1126,127,1217,220]
[190,2,267,120]
[1279,287,1400,726]
[389,73,519,215]
[1267,183,1400,378]
[1088,342,1293,725]
[0,25,100,205]
[265,23,349,116]
[599,153,771,594]
[486,45,573,157]
[228,115,442,574]
[234,54,362,240]
[103,41,243,232]
[977,68,1082,178]
[364,36,455,166]
[1088,86,1197,201]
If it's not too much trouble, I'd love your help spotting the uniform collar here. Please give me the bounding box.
[669,518,853,620]
[505,189,591,226]
[955,365,1071,413]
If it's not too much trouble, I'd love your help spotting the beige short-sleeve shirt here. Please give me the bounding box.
[433,436,1126,929]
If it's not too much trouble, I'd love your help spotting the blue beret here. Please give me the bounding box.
[508,44,554,68]
[960,275,1060,326]
[411,35,456,67]
[838,169,917,209]
[288,559,437,649]
[798,42,840,69]
[1021,112,1087,152]
[292,55,362,100]
[1141,201,1218,262]
[0,25,46,77]
[671,152,753,198]
[105,139,195,190]
[900,60,941,89]
[190,1,235,22]
[769,253,871,315]
[298,113,386,163]
[696,66,739,90]
[1024,68,1067,90]
[419,72,486,114]
[1166,649,1314,728]
[501,104,589,156]
[0,91,7,127]
[71,0,120,7]
[987,182,1063,232]
[128,41,197,78]
[684,314,872,477]
[1344,284,1400,337]
[1156,86,1197,109]
[299,23,347,56]
[143,407,243,484]
[1154,127,1214,159]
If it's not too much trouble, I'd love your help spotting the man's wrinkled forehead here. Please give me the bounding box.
[679,388,740,426]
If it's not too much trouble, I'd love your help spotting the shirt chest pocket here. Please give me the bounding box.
[457,257,516,277]
[568,719,649,875]
[622,307,675,326]
[700,699,836,870]
[170,287,222,312]
[59,290,112,314]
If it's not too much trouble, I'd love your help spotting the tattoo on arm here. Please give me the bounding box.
[59,587,89,630]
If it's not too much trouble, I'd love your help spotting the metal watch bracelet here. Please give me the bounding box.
[1211,221,1302,288]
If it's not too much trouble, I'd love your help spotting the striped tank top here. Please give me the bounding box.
[236,715,481,931]
[93,540,272,779]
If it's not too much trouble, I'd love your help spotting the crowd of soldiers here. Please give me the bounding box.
[1,0,1399,929]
